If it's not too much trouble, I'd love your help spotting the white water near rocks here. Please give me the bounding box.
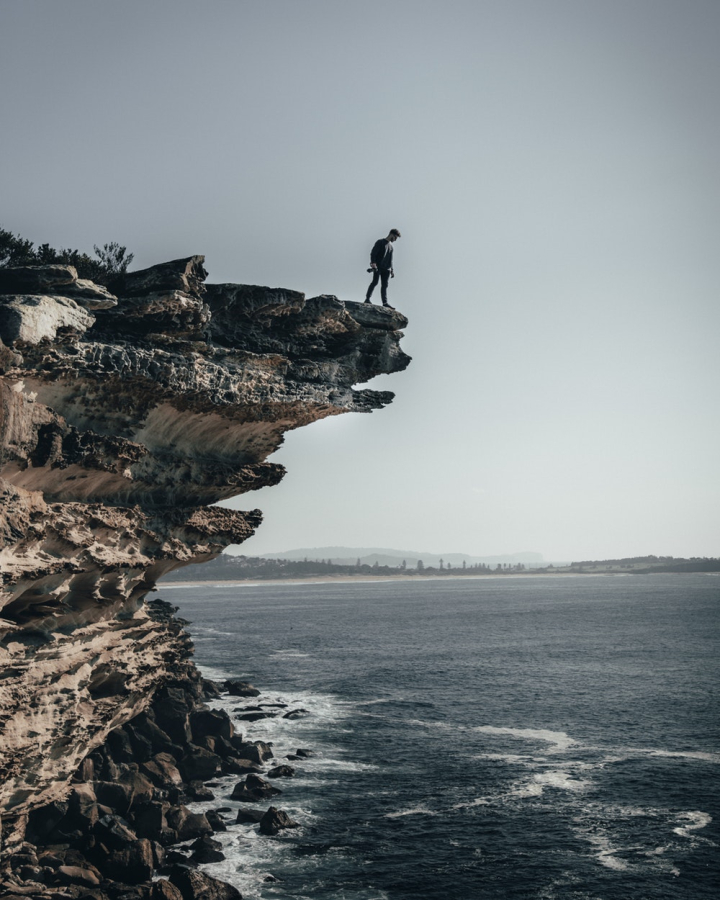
[163,574,719,899]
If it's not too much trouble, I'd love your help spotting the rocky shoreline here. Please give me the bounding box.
[0,598,311,900]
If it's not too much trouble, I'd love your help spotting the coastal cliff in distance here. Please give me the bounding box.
[0,256,409,898]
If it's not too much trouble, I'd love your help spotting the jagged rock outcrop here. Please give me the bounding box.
[0,255,409,893]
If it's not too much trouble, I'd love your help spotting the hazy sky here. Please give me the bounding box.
[2,1,718,560]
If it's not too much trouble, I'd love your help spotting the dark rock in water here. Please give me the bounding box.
[295,748,313,758]
[221,756,262,776]
[185,781,215,802]
[264,874,280,883]
[225,680,260,697]
[282,708,309,720]
[168,865,241,900]
[205,810,227,832]
[230,740,273,764]
[234,709,277,722]
[267,765,295,778]
[165,807,212,841]
[235,807,265,825]
[231,774,281,803]
[258,807,300,836]
[189,836,225,864]
[201,680,223,700]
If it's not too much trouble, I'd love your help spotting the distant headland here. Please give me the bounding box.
[160,551,720,583]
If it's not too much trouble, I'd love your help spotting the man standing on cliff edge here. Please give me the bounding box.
[365,228,401,308]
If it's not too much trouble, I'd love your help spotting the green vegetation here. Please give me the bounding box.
[0,226,134,285]
[161,553,720,582]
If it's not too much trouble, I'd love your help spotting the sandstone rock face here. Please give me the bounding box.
[0,255,409,844]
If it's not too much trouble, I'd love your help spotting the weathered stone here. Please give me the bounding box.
[224,680,260,698]
[234,808,265,825]
[0,254,408,854]
[104,838,154,884]
[266,765,295,778]
[168,866,241,900]
[204,810,227,832]
[282,708,309,720]
[0,265,77,294]
[230,775,281,803]
[189,709,233,742]
[179,746,222,782]
[151,881,183,900]
[165,807,211,841]
[189,836,225,864]
[185,782,214,802]
[0,294,94,345]
[258,807,299,836]
[56,864,101,886]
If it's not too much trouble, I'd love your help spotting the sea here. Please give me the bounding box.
[160,574,720,900]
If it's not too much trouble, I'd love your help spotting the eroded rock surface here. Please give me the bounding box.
[0,256,409,893]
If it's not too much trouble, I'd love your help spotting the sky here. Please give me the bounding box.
[1,0,718,561]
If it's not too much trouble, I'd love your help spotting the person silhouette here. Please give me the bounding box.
[365,228,401,308]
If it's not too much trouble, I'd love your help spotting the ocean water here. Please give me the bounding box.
[162,574,720,900]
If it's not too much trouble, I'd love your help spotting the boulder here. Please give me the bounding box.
[151,880,184,900]
[224,680,260,697]
[220,757,262,776]
[234,709,277,722]
[142,753,184,793]
[179,746,222,782]
[282,708,309,720]
[266,765,295,779]
[130,802,175,845]
[234,808,264,825]
[204,810,227,833]
[230,774,281,803]
[0,295,94,346]
[94,815,138,851]
[110,256,207,299]
[67,784,99,830]
[295,749,313,758]
[230,741,273,764]
[56,864,102,886]
[185,781,214,802]
[104,839,154,884]
[189,836,225,864]
[165,807,212,841]
[258,807,300,836]
[168,865,241,900]
[189,709,233,742]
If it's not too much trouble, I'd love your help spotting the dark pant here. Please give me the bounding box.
[366,269,390,303]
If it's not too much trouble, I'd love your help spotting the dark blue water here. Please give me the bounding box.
[162,575,720,900]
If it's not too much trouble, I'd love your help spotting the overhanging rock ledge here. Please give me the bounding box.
[0,256,409,873]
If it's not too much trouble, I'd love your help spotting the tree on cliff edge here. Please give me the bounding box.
[0,227,134,285]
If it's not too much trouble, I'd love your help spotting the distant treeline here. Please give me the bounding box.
[160,553,720,582]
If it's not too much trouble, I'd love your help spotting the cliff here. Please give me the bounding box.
[0,257,409,898]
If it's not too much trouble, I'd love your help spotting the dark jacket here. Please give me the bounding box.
[370,238,394,271]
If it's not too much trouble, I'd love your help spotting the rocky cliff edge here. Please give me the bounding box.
[0,257,409,862]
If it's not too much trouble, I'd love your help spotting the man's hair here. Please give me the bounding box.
[389,228,401,237]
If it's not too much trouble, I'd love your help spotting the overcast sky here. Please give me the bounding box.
[2,1,718,560]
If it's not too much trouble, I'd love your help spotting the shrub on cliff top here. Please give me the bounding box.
[0,226,134,285]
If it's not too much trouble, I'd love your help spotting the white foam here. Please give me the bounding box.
[531,771,591,792]
[475,725,576,752]
[673,811,712,838]
[451,797,491,810]
[384,806,438,818]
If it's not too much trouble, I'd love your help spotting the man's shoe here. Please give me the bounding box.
[383,303,394,310]
[364,299,372,303]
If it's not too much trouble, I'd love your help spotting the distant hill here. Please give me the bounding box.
[226,545,546,568]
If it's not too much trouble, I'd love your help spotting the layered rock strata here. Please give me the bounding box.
[0,257,409,897]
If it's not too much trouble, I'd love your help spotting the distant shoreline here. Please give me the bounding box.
[157,570,718,589]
